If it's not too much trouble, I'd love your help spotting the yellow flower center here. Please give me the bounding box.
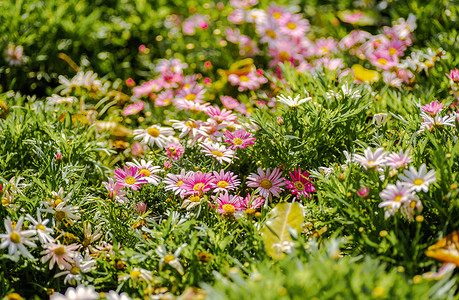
[211,150,224,157]
[10,232,21,244]
[2,198,9,206]
[125,176,136,185]
[55,211,67,221]
[320,47,329,54]
[389,48,397,56]
[233,138,243,145]
[287,22,297,30]
[410,200,417,209]
[185,94,196,101]
[164,254,175,264]
[222,204,235,214]
[54,246,66,256]
[36,224,46,231]
[413,178,424,185]
[260,179,273,189]
[239,76,249,82]
[245,208,256,215]
[190,195,201,203]
[130,270,141,278]
[139,169,151,177]
[54,198,64,207]
[186,121,198,128]
[279,51,290,61]
[273,12,282,19]
[193,183,205,191]
[70,266,80,275]
[294,181,305,191]
[217,180,229,188]
[266,30,277,39]
[147,127,160,137]
[377,58,388,66]
[177,180,184,187]
[394,195,402,202]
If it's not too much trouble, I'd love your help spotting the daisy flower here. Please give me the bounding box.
[172,119,206,140]
[278,14,310,38]
[417,112,456,133]
[155,89,174,107]
[205,106,238,124]
[126,159,162,185]
[220,95,240,110]
[446,69,459,81]
[119,267,154,284]
[82,222,102,253]
[0,216,36,260]
[354,147,388,170]
[181,171,215,196]
[26,212,55,244]
[50,285,99,300]
[164,170,194,199]
[378,181,414,214]
[276,94,311,108]
[180,194,204,210]
[114,166,148,191]
[175,100,210,113]
[46,94,78,105]
[165,142,185,161]
[122,102,144,116]
[285,168,316,199]
[398,164,436,192]
[385,149,412,170]
[42,202,80,225]
[55,253,96,285]
[228,72,263,91]
[241,193,265,215]
[156,243,187,275]
[41,242,80,270]
[201,119,228,142]
[200,142,236,164]
[214,192,244,217]
[210,170,241,193]
[247,167,285,200]
[105,291,132,300]
[421,100,444,116]
[175,83,206,104]
[102,178,128,203]
[133,125,175,149]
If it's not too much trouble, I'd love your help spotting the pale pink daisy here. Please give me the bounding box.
[165,142,185,161]
[315,37,338,56]
[0,216,36,260]
[201,119,228,142]
[228,72,266,91]
[398,164,436,192]
[102,178,128,203]
[247,167,285,200]
[379,181,413,211]
[181,171,215,196]
[210,170,241,193]
[200,142,236,164]
[41,242,80,270]
[354,147,388,170]
[421,100,444,116]
[241,193,265,215]
[172,119,207,140]
[164,170,194,199]
[175,83,206,104]
[418,112,456,133]
[155,89,175,107]
[205,106,238,124]
[214,192,244,217]
[278,14,309,38]
[175,100,210,113]
[220,96,240,110]
[133,78,164,98]
[133,125,175,149]
[223,129,256,150]
[126,159,162,185]
[122,102,145,116]
[285,168,316,199]
[385,149,412,170]
[114,166,148,191]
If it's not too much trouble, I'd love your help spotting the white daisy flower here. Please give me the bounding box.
[276,94,311,108]
[156,243,187,275]
[41,242,80,270]
[398,164,436,192]
[126,159,162,185]
[354,147,388,170]
[118,267,153,283]
[133,125,175,149]
[26,211,55,244]
[50,285,99,300]
[0,216,37,261]
[163,170,194,199]
[55,253,96,285]
[199,142,236,164]
[105,291,132,300]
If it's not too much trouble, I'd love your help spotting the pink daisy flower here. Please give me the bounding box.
[41,242,80,270]
[122,102,145,116]
[165,142,185,161]
[228,72,266,92]
[285,168,316,199]
[126,159,162,185]
[175,100,210,113]
[155,89,175,107]
[181,171,215,196]
[201,120,227,142]
[223,129,256,150]
[133,78,164,98]
[446,69,459,81]
[172,119,207,141]
[114,166,148,191]
[102,178,128,203]
[214,192,244,217]
[354,147,388,170]
[200,142,236,164]
[220,96,240,110]
[164,170,194,199]
[385,149,412,170]
[210,170,241,193]
[278,14,309,38]
[247,167,285,200]
[241,193,265,215]
[175,83,206,104]
[421,100,444,116]
[205,106,238,124]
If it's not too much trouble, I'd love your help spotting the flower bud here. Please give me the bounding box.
[373,113,388,127]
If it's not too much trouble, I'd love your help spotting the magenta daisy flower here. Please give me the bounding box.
[214,192,244,217]
[122,102,145,116]
[285,168,315,199]
[126,159,162,185]
[223,129,256,150]
[114,166,148,191]
[181,171,215,196]
[200,142,236,164]
[210,170,241,193]
[241,193,265,215]
[165,142,185,161]
[247,167,285,200]
[205,106,238,124]
[421,100,444,116]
